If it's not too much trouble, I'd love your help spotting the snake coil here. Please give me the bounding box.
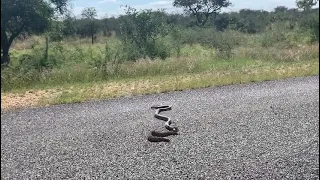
[147,105,179,142]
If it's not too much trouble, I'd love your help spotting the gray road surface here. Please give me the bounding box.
[1,76,319,179]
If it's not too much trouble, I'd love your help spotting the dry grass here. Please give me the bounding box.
[3,33,319,111]
[235,44,319,62]
[2,60,318,111]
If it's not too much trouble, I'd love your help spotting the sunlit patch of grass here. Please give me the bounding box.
[34,60,318,107]
[2,59,318,111]
[2,31,319,110]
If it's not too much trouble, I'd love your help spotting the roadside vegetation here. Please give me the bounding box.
[1,0,319,110]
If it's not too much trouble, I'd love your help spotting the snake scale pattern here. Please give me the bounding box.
[147,105,179,142]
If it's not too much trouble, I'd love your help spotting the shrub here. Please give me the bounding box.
[119,7,170,60]
[298,12,319,42]
[211,30,243,59]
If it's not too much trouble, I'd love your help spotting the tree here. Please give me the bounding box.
[1,0,68,64]
[119,7,169,60]
[62,12,77,37]
[274,6,289,13]
[173,0,232,27]
[296,0,318,11]
[81,7,99,44]
[213,13,230,31]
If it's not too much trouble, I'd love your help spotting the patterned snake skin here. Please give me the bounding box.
[147,105,179,142]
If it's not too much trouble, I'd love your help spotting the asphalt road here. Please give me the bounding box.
[1,76,319,179]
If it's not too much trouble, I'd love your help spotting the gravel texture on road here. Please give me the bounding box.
[1,76,319,179]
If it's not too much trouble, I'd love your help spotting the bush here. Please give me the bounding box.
[178,27,215,46]
[87,41,123,78]
[119,7,170,60]
[48,22,64,42]
[260,23,289,47]
[298,12,319,42]
[17,36,57,72]
[211,30,243,59]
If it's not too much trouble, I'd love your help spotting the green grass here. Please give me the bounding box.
[38,59,318,106]
[1,30,319,110]
[3,43,318,90]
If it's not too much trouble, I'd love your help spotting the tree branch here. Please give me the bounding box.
[8,23,26,46]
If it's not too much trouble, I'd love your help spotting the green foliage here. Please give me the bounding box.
[41,5,319,42]
[2,4,320,92]
[101,17,121,36]
[260,24,288,47]
[297,11,319,42]
[74,19,101,38]
[170,26,183,57]
[62,13,77,37]
[81,7,97,19]
[215,10,270,33]
[87,41,123,78]
[119,7,170,60]
[177,27,215,45]
[1,0,68,64]
[48,21,64,42]
[173,0,232,26]
[211,30,243,59]
[296,0,318,11]
[213,13,230,31]
[80,7,99,44]
[18,36,57,72]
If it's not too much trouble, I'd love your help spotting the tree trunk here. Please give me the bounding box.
[1,45,10,64]
[1,23,25,65]
[92,33,94,44]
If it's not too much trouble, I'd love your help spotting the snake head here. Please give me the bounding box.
[172,127,179,133]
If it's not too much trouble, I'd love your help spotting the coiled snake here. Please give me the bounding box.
[147,105,179,142]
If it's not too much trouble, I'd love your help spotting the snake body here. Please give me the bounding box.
[147,105,179,142]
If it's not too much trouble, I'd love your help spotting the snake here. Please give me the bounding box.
[147,105,179,142]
